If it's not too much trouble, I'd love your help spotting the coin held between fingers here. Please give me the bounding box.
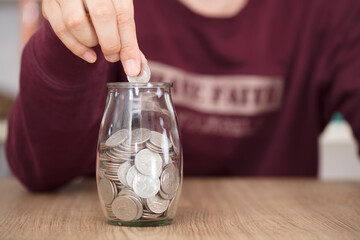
[127,62,151,83]
[125,59,140,76]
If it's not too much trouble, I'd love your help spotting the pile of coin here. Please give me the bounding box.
[97,127,180,222]
[127,62,151,83]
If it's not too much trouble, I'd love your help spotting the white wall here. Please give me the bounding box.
[319,122,360,180]
[0,2,21,97]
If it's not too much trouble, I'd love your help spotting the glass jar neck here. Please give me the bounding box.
[107,82,172,92]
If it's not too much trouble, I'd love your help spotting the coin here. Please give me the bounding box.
[141,213,163,219]
[145,195,170,214]
[127,62,151,83]
[104,203,118,220]
[145,142,163,153]
[160,163,180,196]
[164,198,178,218]
[98,169,105,179]
[119,189,145,209]
[150,131,172,149]
[132,173,160,198]
[159,188,176,200]
[117,161,132,186]
[99,178,117,204]
[126,165,138,188]
[105,129,129,147]
[126,128,151,145]
[118,188,139,199]
[119,143,146,154]
[130,195,144,220]
[111,195,139,221]
[99,126,181,221]
[135,149,163,178]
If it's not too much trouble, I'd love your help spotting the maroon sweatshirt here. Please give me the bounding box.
[6,0,360,191]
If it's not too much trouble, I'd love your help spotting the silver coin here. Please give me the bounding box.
[98,153,108,161]
[145,195,170,214]
[117,161,132,186]
[99,143,110,151]
[165,198,178,218]
[111,195,139,221]
[142,209,163,218]
[127,62,151,83]
[104,171,118,177]
[119,144,146,154]
[103,162,121,167]
[126,128,151,145]
[110,147,132,155]
[130,195,144,220]
[98,169,105,179]
[99,178,117,204]
[104,175,120,182]
[132,173,160,198]
[160,163,180,195]
[141,213,162,219]
[126,165,139,188]
[135,149,163,178]
[159,188,176,200]
[105,129,129,147]
[118,189,138,199]
[145,142,163,153]
[150,131,172,149]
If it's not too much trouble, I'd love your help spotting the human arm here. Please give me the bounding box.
[5,20,118,191]
[6,0,148,191]
[318,2,360,152]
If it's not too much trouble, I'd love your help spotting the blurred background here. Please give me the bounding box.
[0,0,359,179]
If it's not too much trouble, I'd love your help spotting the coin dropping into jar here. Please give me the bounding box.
[127,62,151,83]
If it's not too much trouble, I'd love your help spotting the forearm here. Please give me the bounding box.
[6,20,116,191]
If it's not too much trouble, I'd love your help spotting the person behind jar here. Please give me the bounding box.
[6,0,360,191]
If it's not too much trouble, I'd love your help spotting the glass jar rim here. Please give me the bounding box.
[107,82,173,89]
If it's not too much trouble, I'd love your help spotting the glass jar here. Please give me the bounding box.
[96,82,183,227]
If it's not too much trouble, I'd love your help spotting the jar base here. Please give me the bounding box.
[107,219,173,227]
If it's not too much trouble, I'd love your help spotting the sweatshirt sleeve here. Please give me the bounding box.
[319,2,360,152]
[6,20,119,191]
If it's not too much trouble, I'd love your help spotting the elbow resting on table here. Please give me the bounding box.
[6,148,77,192]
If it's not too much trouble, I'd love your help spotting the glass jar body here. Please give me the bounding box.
[96,83,182,227]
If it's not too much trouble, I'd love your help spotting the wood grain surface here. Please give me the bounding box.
[0,178,360,240]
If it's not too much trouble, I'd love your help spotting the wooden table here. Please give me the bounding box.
[1,178,360,239]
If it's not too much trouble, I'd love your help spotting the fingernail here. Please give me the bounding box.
[83,51,97,63]
[106,53,120,62]
[125,59,140,76]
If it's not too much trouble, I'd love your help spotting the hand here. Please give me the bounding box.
[42,0,144,76]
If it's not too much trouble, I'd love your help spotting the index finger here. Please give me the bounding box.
[85,0,121,62]
[112,0,141,77]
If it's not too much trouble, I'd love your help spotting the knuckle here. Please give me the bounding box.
[120,45,138,60]
[116,11,133,26]
[65,13,85,29]
[84,38,98,48]
[54,25,67,38]
[92,4,113,19]
[42,0,52,19]
[102,43,121,54]
[41,2,48,18]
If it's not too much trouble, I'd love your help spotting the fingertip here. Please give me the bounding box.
[83,50,97,63]
[124,59,140,76]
